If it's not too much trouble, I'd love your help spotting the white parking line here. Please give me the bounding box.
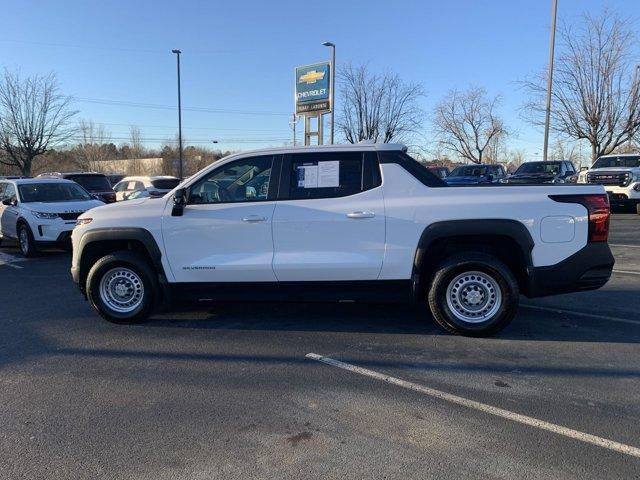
[613,269,640,276]
[609,244,640,249]
[0,252,26,269]
[521,304,640,325]
[306,353,640,459]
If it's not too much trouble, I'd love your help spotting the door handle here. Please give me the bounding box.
[242,215,267,222]
[347,211,375,219]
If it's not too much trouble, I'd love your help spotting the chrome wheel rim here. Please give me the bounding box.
[19,228,29,254]
[446,271,502,323]
[99,267,144,313]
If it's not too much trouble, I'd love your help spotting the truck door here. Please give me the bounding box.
[162,155,279,283]
[272,151,385,281]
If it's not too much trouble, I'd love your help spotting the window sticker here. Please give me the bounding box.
[318,161,339,187]
[296,161,340,189]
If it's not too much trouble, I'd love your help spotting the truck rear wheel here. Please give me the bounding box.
[427,253,519,336]
[86,250,157,324]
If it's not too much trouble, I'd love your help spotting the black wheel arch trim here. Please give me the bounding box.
[72,227,166,295]
[411,219,535,300]
[413,219,535,270]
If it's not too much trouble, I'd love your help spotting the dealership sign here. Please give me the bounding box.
[295,62,331,114]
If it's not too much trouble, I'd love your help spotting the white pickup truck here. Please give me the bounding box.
[577,153,640,214]
[71,143,614,336]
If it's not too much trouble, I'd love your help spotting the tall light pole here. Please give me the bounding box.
[322,41,336,144]
[171,49,184,179]
[629,64,640,150]
[542,0,558,162]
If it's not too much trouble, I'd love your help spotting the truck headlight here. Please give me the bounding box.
[75,218,93,226]
[31,211,59,219]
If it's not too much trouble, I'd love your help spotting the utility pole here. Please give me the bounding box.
[629,64,640,150]
[543,0,558,162]
[322,41,336,144]
[171,49,183,179]
[290,114,297,146]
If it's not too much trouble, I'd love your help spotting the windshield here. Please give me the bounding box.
[151,178,180,189]
[515,162,561,174]
[450,165,491,177]
[18,183,93,202]
[66,174,111,192]
[592,156,640,169]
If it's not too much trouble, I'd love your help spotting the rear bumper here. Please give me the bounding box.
[524,242,614,298]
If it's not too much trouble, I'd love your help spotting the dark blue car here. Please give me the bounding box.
[444,164,506,186]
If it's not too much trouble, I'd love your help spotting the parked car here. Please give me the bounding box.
[106,174,125,187]
[71,143,613,336]
[113,176,181,201]
[37,172,116,203]
[0,178,103,256]
[444,164,506,185]
[503,161,577,184]
[427,166,450,179]
[577,153,640,214]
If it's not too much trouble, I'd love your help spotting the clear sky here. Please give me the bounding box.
[1,0,636,157]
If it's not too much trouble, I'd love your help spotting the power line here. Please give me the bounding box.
[84,121,288,133]
[66,135,290,144]
[0,39,245,56]
[74,97,290,116]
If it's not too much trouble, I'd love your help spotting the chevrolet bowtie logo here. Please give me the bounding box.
[299,70,325,84]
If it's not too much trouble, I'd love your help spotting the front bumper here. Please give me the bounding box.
[524,242,614,298]
[31,219,77,243]
[601,183,640,204]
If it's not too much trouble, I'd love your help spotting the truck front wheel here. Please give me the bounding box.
[86,251,157,324]
[427,253,519,336]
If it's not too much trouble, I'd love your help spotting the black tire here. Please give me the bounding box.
[86,250,157,324]
[636,203,640,215]
[427,252,519,336]
[17,223,38,257]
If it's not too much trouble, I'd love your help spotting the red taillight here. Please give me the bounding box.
[549,194,610,242]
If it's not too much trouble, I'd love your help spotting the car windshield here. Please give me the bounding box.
[66,174,111,192]
[151,178,180,189]
[592,156,640,169]
[450,165,491,177]
[18,183,93,202]
[515,162,561,174]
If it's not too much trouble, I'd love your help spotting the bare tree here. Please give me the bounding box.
[128,125,144,159]
[338,64,424,143]
[521,10,640,161]
[0,70,77,175]
[73,120,112,171]
[433,86,507,164]
[506,149,526,173]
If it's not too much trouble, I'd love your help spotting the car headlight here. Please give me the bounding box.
[75,218,93,226]
[31,211,59,219]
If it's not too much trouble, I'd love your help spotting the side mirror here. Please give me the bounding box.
[171,188,187,217]
[2,197,16,206]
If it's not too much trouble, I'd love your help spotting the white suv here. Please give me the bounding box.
[71,144,614,336]
[577,153,640,214]
[113,176,181,201]
[0,178,104,256]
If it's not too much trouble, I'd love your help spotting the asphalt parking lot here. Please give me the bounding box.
[0,214,638,479]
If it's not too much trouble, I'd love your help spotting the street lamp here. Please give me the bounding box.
[171,49,184,179]
[322,41,336,144]
[542,0,558,162]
